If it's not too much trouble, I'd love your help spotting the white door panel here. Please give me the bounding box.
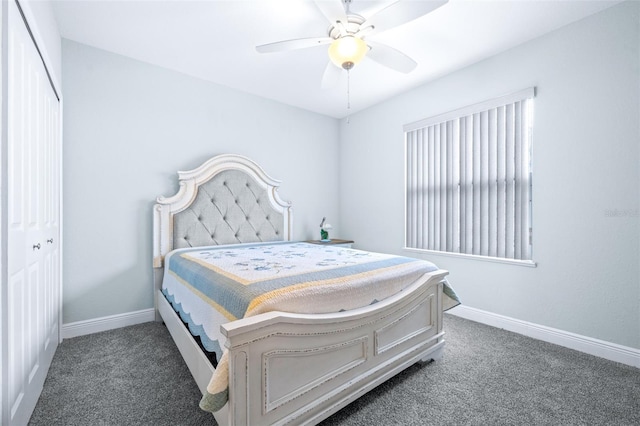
[5,1,61,424]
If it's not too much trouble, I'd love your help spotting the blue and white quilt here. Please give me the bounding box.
[161,241,459,413]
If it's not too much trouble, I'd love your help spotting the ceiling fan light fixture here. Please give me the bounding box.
[328,35,367,70]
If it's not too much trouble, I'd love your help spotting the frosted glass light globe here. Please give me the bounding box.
[328,36,367,70]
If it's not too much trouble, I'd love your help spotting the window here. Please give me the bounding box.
[404,88,534,263]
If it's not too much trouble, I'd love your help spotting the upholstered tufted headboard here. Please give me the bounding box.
[153,154,292,268]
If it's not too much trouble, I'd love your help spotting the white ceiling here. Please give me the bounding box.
[51,0,620,118]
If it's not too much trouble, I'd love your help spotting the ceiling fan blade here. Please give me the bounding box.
[321,61,342,89]
[313,0,347,25]
[256,37,332,54]
[366,41,417,73]
[362,0,448,35]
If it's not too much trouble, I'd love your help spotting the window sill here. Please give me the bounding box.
[402,247,537,268]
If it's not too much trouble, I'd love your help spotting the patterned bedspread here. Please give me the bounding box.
[161,241,460,413]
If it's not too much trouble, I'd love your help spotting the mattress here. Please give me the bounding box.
[161,241,459,412]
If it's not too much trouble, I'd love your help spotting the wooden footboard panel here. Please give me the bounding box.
[221,270,448,426]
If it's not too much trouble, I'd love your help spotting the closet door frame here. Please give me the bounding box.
[0,0,63,424]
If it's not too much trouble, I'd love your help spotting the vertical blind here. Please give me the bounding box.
[404,88,534,260]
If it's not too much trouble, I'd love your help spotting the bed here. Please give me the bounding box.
[153,154,459,425]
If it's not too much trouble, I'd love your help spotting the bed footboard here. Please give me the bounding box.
[219,269,448,426]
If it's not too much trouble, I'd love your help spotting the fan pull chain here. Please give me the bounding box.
[346,69,352,124]
[347,69,351,110]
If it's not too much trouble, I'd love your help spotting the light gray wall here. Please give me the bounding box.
[338,2,640,349]
[63,2,640,351]
[62,40,339,323]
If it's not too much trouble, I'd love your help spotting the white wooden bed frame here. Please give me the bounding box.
[153,154,449,426]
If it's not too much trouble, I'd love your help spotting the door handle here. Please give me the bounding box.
[33,243,41,250]
[47,238,54,244]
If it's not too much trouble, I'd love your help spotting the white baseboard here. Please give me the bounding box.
[62,308,156,339]
[447,305,640,369]
[61,305,640,369]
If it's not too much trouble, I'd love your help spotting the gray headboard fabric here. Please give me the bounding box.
[173,169,285,249]
[153,154,292,268]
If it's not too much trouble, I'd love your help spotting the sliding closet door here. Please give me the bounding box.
[5,1,61,424]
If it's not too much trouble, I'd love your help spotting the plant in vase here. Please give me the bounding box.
[319,217,333,242]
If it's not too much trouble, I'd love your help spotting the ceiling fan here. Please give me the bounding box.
[255,0,448,88]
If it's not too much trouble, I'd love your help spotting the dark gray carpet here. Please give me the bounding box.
[29,315,640,426]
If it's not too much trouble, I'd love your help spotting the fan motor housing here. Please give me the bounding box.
[327,14,366,39]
